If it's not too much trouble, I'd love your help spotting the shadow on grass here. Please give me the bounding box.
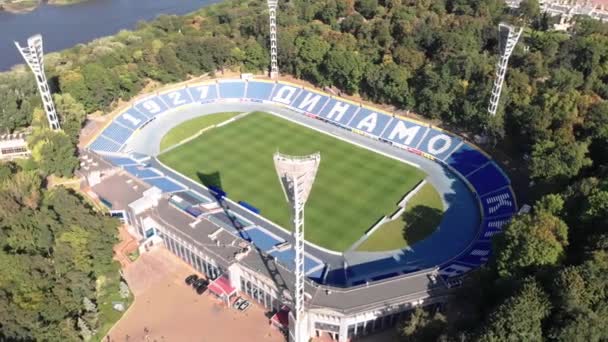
[401,205,443,245]
[197,171,222,189]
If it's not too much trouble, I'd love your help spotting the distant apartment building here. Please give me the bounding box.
[0,133,30,160]
[506,0,608,23]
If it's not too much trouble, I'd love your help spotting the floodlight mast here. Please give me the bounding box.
[488,23,523,116]
[273,152,320,342]
[15,34,61,130]
[267,0,279,79]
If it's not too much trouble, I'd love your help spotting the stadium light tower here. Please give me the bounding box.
[487,23,523,116]
[15,34,61,130]
[274,152,320,342]
[267,0,279,79]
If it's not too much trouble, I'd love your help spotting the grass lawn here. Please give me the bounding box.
[93,272,132,341]
[159,112,425,252]
[159,112,240,151]
[357,182,444,252]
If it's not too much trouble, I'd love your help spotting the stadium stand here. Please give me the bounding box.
[101,122,133,145]
[159,88,194,108]
[144,177,185,193]
[466,162,511,196]
[380,118,428,148]
[244,227,284,252]
[124,165,162,179]
[115,109,149,130]
[89,136,121,152]
[218,80,246,99]
[447,144,492,176]
[481,188,517,218]
[187,84,218,103]
[105,156,138,166]
[87,79,519,285]
[348,107,393,137]
[417,129,461,160]
[134,97,169,118]
[245,81,275,101]
[317,99,359,126]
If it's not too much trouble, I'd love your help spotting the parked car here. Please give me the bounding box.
[238,300,251,312]
[192,278,208,289]
[233,297,245,309]
[185,274,198,285]
[195,283,207,294]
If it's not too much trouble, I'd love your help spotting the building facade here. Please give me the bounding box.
[83,153,450,342]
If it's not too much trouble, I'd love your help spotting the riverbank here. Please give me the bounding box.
[0,0,89,13]
[0,0,40,13]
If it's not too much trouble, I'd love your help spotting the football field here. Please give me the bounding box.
[159,112,425,252]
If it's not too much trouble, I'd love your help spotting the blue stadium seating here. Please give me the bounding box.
[481,188,517,218]
[115,109,149,130]
[324,267,347,286]
[479,218,510,241]
[144,177,185,193]
[447,144,491,176]
[347,108,393,137]
[291,89,330,113]
[246,81,275,101]
[218,81,246,99]
[438,262,474,278]
[124,165,162,179]
[187,84,218,103]
[245,227,284,252]
[85,80,522,285]
[305,256,321,272]
[347,257,401,279]
[160,88,194,109]
[318,99,359,126]
[89,136,121,152]
[270,248,295,268]
[456,241,492,266]
[134,97,169,118]
[307,265,326,282]
[418,129,461,160]
[380,118,427,148]
[466,162,510,196]
[101,122,133,145]
[105,156,138,166]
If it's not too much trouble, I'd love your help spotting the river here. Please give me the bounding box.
[0,0,219,71]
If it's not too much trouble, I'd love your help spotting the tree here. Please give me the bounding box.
[295,35,331,83]
[53,93,87,144]
[477,279,551,342]
[323,45,366,94]
[519,0,540,22]
[29,129,79,178]
[529,137,592,182]
[399,307,447,342]
[494,196,569,278]
[242,39,269,72]
[364,62,413,107]
[355,0,378,19]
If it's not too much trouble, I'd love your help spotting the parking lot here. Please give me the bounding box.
[105,247,286,342]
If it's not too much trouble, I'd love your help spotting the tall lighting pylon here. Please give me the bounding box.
[267,0,279,79]
[15,35,61,130]
[488,23,523,116]
[274,152,320,342]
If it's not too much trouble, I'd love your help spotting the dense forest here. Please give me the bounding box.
[0,0,607,340]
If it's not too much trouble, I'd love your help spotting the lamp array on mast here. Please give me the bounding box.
[15,34,61,130]
[273,152,320,342]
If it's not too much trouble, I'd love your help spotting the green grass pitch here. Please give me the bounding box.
[159,112,240,151]
[159,112,426,252]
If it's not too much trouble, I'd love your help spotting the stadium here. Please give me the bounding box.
[82,78,517,341]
